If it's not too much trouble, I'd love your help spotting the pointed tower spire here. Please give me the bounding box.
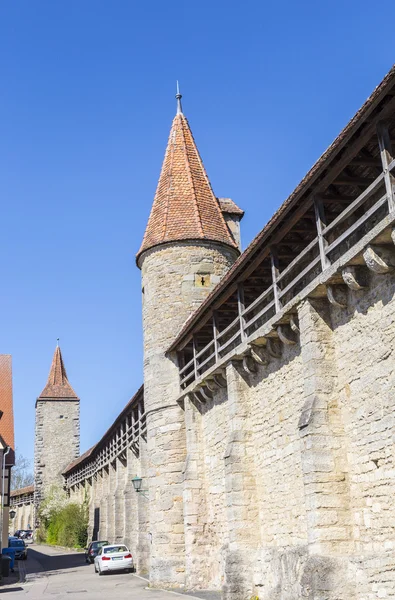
[38,345,79,399]
[137,93,237,264]
[176,81,183,115]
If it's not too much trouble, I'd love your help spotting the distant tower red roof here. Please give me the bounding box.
[136,94,238,264]
[38,345,79,400]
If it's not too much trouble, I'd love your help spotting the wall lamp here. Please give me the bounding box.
[9,510,16,520]
[132,476,148,499]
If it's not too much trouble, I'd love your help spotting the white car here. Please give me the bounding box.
[94,544,134,575]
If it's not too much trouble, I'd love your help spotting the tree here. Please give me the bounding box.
[11,450,34,491]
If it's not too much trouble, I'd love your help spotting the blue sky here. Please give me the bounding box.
[1,0,394,466]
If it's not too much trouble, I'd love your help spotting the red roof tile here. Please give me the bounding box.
[38,345,78,400]
[137,112,237,263]
[218,198,244,217]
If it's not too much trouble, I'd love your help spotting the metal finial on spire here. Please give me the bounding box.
[57,338,59,347]
[176,80,183,115]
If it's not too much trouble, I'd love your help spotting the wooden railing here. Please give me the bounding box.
[65,407,146,489]
[10,492,34,507]
[179,126,395,390]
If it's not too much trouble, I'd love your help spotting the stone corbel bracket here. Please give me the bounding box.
[191,389,207,404]
[363,244,395,274]
[290,315,300,333]
[213,371,227,388]
[326,284,347,308]
[341,266,368,291]
[249,343,270,366]
[267,337,282,359]
[198,385,214,402]
[277,324,297,345]
[205,378,219,393]
[242,354,257,375]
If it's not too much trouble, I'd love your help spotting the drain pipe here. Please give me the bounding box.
[0,446,10,552]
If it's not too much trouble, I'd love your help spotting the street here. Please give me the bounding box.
[0,545,209,600]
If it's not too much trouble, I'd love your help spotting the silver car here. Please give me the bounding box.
[94,544,133,575]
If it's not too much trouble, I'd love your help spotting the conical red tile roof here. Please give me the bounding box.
[137,111,237,263]
[38,345,79,400]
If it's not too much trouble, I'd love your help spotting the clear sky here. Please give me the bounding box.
[1,0,394,467]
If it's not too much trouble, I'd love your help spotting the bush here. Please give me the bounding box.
[39,487,88,548]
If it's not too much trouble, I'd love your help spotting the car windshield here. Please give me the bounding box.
[103,546,127,554]
[92,541,108,549]
[9,540,24,547]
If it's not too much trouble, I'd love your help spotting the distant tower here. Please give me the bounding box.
[136,89,241,587]
[34,344,80,519]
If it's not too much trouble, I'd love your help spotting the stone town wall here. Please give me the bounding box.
[11,502,33,533]
[140,241,238,588]
[68,439,150,574]
[331,271,395,599]
[35,400,80,510]
[183,270,395,599]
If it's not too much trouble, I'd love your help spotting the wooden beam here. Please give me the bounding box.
[377,121,395,212]
[334,175,376,186]
[237,283,246,341]
[270,246,282,312]
[192,335,198,380]
[317,195,357,203]
[350,157,382,167]
[314,197,331,270]
[212,311,219,362]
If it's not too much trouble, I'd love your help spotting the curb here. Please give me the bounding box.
[17,561,26,583]
[132,575,220,600]
[34,543,84,553]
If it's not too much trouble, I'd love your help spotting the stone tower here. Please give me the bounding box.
[136,92,241,587]
[34,344,80,517]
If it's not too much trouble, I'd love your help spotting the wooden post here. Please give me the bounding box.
[237,283,246,341]
[192,335,198,380]
[377,121,395,213]
[314,197,331,270]
[270,246,282,312]
[213,311,219,361]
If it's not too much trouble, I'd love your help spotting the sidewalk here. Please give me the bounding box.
[0,561,23,593]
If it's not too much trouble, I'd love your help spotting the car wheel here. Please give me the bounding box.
[94,563,98,573]
[98,566,103,576]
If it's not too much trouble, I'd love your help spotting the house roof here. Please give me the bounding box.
[168,63,395,352]
[136,108,238,263]
[38,345,79,400]
[0,355,15,466]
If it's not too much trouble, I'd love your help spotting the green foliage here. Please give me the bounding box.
[39,487,89,549]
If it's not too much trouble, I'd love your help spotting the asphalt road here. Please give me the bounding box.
[0,545,208,600]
